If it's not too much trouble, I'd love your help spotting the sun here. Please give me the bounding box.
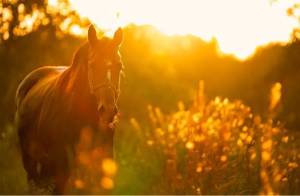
[69,0,298,60]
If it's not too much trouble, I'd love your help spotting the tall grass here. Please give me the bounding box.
[114,81,300,194]
[0,81,299,194]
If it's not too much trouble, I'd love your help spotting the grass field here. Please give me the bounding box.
[1,82,299,194]
[2,0,300,194]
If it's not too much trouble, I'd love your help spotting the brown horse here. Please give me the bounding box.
[15,25,123,194]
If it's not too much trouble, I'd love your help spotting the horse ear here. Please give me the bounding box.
[88,24,98,46]
[113,27,123,46]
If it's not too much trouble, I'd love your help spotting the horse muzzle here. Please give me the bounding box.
[98,104,119,130]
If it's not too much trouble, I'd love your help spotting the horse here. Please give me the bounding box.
[15,25,123,194]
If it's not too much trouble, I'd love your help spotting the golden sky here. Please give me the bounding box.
[68,0,298,60]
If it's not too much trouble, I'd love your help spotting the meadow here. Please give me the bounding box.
[1,0,300,194]
[1,78,299,194]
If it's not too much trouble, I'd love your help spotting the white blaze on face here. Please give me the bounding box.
[69,0,297,60]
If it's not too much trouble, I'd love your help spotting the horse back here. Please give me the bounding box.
[16,66,68,109]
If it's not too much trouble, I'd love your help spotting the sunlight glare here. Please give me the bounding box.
[69,0,298,60]
[70,24,85,36]
[48,0,59,7]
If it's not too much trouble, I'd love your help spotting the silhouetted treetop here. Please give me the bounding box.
[0,0,88,43]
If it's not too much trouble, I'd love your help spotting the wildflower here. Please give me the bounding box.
[237,139,243,147]
[178,101,185,111]
[240,132,247,140]
[262,151,271,162]
[250,152,256,160]
[269,82,282,111]
[223,131,231,141]
[262,140,272,151]
[282,136,289,143]
[196,164,203,173]
[186,141,194,150]
[102,158,117,176]
[74,179,84,189]
[147,140,154,146]
[288,162,298,169]
[101,177,114,189]
[246,135,253,144]
[130,118,141,131]
[220,155,227,162]
[194,134,205,142]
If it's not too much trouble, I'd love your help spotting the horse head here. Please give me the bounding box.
[87,25,123,131]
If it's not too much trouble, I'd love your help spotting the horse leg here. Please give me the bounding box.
[19,142,43,194]
[18,128,39,183]
[21,149,39,181]
[52,151,71,194]
[53,170,70,194]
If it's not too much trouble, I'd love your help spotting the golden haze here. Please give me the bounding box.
[68,0,297,60]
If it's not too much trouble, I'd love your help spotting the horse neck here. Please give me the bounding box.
[59,42,97,116]
[68,42,90,95]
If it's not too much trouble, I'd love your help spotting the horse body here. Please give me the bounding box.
[16,25,123,194]
[16,66,69,159]
[16,65,97,193]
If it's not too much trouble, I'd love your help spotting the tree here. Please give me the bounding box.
[0,0,88,44]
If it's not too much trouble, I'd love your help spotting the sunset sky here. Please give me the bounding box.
[68,0,298,59]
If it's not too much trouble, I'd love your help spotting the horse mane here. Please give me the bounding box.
[71,42,89,68]
[16,42,91,107]
[27,42,94,125]
[56,42,90,94]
